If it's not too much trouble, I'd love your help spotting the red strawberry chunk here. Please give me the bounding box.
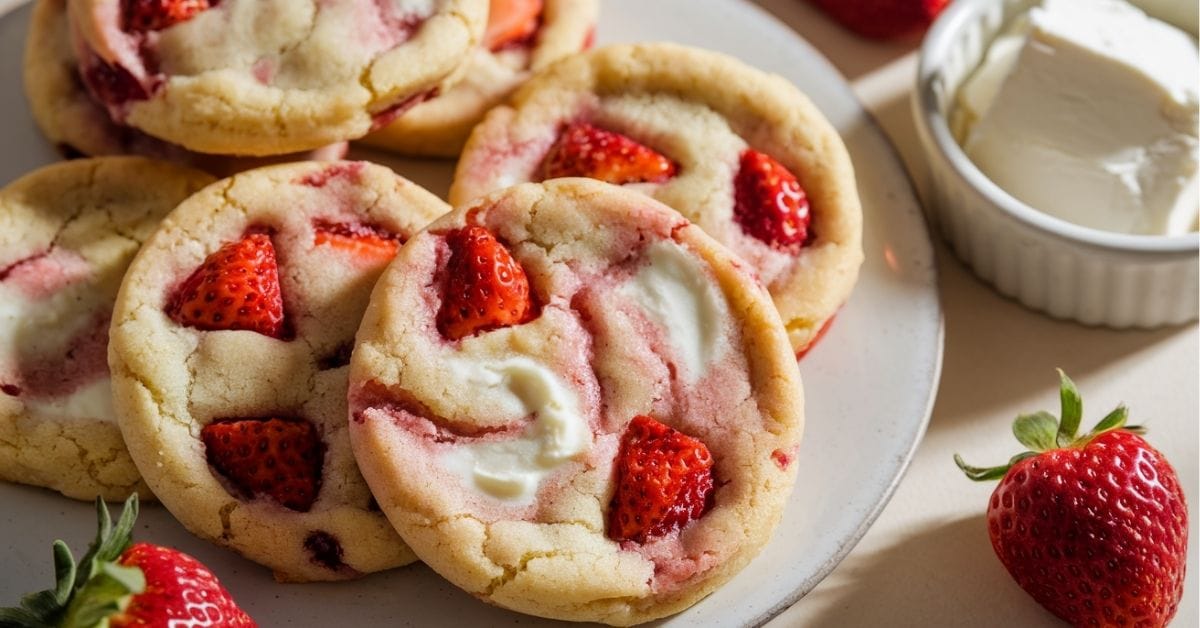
[201,417,324,512]
[607,415,715,543]
[123,0,215,33]
[540,122,678,185]
[483,0,543,51]
[112,542,257,627]
[80,55,151,109]
[314,220,401,264]
[437,226,536,341]
[167,232,288,338]
[733,149,812,253]
[811,0,949,40]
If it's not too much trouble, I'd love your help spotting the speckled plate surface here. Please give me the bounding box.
[0,0,942,624]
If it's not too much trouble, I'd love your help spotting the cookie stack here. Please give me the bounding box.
[3,1,863,624]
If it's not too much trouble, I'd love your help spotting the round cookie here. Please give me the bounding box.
[449,43,864,354]
[108,161,448,581]
[0,157,214,502]
[359,0,597,157]
[349,179,804,624]
[24,0,349,175]
[66,0,488,156]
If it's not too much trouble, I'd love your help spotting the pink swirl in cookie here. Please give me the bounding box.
[0,249,91,299]
[1,249,112,400]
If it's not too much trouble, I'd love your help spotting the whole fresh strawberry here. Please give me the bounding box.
[167,231,288,338]
[956,371,1188,627]
[437,226,536,340]
[540,122,678,185]
[607,415,715,543]
[0,495,255,627]
[810,0,950,39]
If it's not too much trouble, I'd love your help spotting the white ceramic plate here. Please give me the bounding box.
[0,0,942,624]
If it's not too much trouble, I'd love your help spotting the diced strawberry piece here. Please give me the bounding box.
[437,226,536,340]
[607,415,715,543]
[482,0,543,51]
[313,220,401,264]
[733,149,812,253]
[810,0,949,40]
[80,56,150,109]
[201,417,324,512]
[540,122,678,185]
[123,0,214,33]
[166,232,288,338]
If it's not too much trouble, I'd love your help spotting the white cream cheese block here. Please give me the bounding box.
[957,0,1200,236]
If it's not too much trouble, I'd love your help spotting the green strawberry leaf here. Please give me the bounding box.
[0,606,52,628]
[14,591,57,623]
[1091,404,1128,434]
[1056,369,1082,446]
[954,454,1012,481]
[52,541,76,606]
[1013,411,1058,452]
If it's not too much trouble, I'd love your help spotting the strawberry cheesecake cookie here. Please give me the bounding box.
[360,0,597,157]
[349,179,804,624]
[25,0,348,176]
[65,0,488,156]
[450,43,864,354]
[0,157,213,501]
[108,161,448,581]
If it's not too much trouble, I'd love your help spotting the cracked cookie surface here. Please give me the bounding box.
[108,161,448,581]
[23,0,349,176]
[0,157,214,502]
[449,42,864,353]
[67,0,488,155]
[360,0,597,157]
[349,179,804,624]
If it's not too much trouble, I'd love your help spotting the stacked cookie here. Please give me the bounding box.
[5,2,864,622]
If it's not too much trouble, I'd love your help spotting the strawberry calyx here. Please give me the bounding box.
[0,496,144,628]
[955,369,1144,481]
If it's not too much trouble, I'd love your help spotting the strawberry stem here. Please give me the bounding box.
[0,496,143,628]
[955,370,1143,483]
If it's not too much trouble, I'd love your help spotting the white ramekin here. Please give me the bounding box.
[911,0,1199,328]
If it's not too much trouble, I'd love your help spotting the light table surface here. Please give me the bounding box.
[753,1,1200,626]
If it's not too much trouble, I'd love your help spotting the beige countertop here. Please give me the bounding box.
[752,1,1200,625]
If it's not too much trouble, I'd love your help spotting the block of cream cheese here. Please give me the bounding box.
[957,0,1200,236]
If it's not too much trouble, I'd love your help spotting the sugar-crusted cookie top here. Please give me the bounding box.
[108,161,448,581]
[349,179,804,624]
[68,0,487,155]
[450,43,864,352]
[0,157,213,423]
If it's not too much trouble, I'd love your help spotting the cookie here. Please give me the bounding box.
[348,179,804,624]
[108,161,448,581]
[449,43,864,353]
[24,0,350,176]
[359,0,597,157]
[66,0,488,156]
[0,157,214,502]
